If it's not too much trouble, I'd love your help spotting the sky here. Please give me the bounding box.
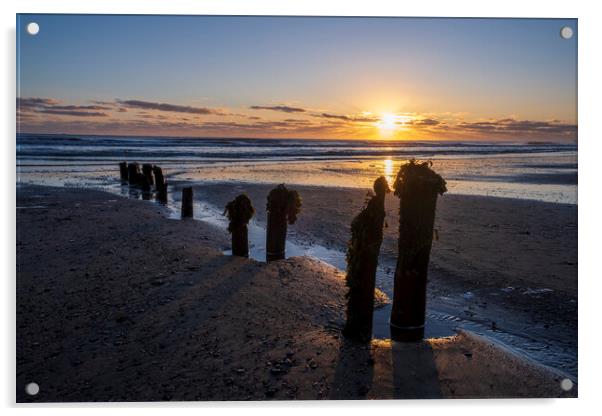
[17,14,577,142]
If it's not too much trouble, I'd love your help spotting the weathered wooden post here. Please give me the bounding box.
[156,181,168,203]
[223,194,255,257]
[152,165,165,189]
[127,162,142,186]
[142,164,154,186]
[390,160,446,342]
[265,184,302,262]
[181,186,194,218]
[140,175,151,198]
[153,165,168,203]
[343,176,390,342]
[119,162,128,183]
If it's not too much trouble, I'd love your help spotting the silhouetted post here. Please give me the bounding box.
[156,181,168,203]
[153,165,167,203]
[127,162,142,186]
[343,177,390,342]
[390,160,446,342]
[265,184,302,262]
[119,162,128,183]
[224,194,255,257]
[140,175,151,197]
[152,165,165,189]
[142,164,154,186]
[181,187,194,218]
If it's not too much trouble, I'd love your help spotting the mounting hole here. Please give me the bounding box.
[560,26,573,40]
[25,382,40,396]
[26,22,40,36]
[560,378,573,391]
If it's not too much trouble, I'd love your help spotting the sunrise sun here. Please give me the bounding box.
[378,113,398,131]
[377,113,413,137]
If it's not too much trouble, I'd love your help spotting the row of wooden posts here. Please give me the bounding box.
[119,161,168,202]
[118,160,446,343]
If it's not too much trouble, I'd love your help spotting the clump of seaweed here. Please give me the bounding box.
[266,184,302,262]
[343,176,390,342]
[223,194,255,232]
[266,184,302,224]
[393,159,447,197]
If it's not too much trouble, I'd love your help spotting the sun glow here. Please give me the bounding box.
[376,113,414,137]
[379,113,398,131]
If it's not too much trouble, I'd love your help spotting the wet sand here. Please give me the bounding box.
[179,182,577,373]
[16,185,576,401]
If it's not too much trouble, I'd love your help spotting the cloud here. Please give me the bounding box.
[50,104,112,111]
[36,109,108,117]
[406,118,441,127]
[249,105,306,113]
[456,118,577,136]
[17,97,110,117]
[314,112,379,123]
[17,96,577,141]
[90,100,117,106]
[118,99,225,115]
[17,97,111,118]
[17,97,60,108]
[19,114,359,137]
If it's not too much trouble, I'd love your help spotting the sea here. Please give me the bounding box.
[16,133,577,204]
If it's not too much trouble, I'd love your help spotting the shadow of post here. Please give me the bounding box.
[389,340,442,399]
[329,337,375,399]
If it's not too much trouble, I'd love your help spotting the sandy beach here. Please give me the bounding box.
[16,184,576,401]
[178,181,578,373]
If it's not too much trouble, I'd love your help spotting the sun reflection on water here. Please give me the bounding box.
[383,158,394,187]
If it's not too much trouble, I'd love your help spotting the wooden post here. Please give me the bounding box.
[223,194,255,257]
[390,160,446,342]
[156,181,168,203]
[140,175,151,195]
[265,184,301,262]
[142,164,154,186]
[119,162,128,183]
[153,166,167,202]
[127,163,142,186]
[343,177,390,342]
[181,187,194,218]
[152,165,165,189]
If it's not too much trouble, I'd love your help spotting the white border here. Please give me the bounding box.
[3,0,600,414]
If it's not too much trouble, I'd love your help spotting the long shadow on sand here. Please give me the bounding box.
[389,340,442,399]
[329,338,374,399]
[330,337,442,399]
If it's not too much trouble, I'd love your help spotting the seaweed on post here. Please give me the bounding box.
[343,176,390,342]
[389,160,446,342]
[265,184,302,262]
[223,194,255,257]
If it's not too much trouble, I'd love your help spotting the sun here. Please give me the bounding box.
[376,113,414,138]
[378,113,398,131]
